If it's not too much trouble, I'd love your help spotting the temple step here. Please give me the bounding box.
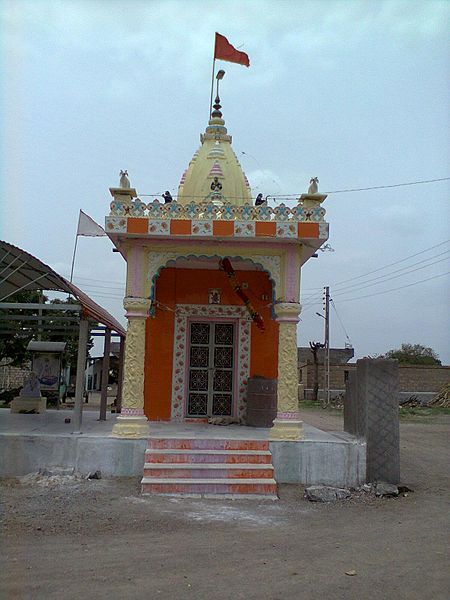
[141,478,278,497]
[141,438,277,498]
[145,448,272,464]
[143,463,274,479]
[147,438,269,451]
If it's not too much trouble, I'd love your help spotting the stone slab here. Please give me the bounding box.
[270,437,366,487]
[10,397,47,414]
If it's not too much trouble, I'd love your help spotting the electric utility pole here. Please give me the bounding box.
[324,286,330,407]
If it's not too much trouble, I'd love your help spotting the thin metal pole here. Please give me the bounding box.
[209,58,216,119]
[325,286,330,406]
[99,328,111,421]
[37,290,43,341]
[72,318,89,434]
[69,234,79,284]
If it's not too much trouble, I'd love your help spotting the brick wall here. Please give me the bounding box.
[0,361,30,392]
[300,361,449,393]
[397,364,450,392]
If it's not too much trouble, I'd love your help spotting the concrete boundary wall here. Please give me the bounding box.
[0,434,147,477]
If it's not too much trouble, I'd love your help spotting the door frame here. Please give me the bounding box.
[171,304,252,421]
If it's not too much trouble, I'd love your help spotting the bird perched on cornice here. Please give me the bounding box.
[162,191,173,204]
[255,193,266,206]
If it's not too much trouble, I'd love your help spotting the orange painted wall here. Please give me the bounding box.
[144,267,279,420]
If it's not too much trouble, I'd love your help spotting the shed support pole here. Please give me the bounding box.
[72,318,89,434]
[99,328,111,421]
[116,335,125,413]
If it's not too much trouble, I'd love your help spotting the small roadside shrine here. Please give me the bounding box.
[105,95,329,442]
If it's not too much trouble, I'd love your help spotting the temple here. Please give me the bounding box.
[105,94,329,443]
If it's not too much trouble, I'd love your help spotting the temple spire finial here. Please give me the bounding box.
[211,95,222,119]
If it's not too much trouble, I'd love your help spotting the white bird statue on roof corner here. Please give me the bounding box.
[120,170,131,189]
[308,177,319,195]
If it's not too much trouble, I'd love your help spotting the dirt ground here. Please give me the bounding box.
[1,410,449,600]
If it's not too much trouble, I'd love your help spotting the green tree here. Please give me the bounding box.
[0,292,95,370]
[383,343,441,365]
[0,290,43,367]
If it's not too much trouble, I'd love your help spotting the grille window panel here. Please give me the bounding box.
[190,346,209,368]
[213,369,233,392]
[188,393,208,415]
[189,369,208,391]
[212,394,232,416]
[190,323,210,345]
[187,321,235,417]
[214,323,234,346]
[214,346,233,368]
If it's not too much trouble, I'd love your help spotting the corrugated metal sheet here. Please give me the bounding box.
[0,240,125,336]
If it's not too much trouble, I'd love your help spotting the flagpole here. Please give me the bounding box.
[209,36,217,119]
[69,234,79,284]
[70,210,81,284]
[209,58,216,119]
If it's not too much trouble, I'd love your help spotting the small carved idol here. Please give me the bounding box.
[20,372,41,398]
[120,170,131,189]
[308,177,319,195]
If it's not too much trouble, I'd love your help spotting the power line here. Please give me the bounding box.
[301,253,450,305]
[319,177,450,195]
[307,271,449,308]
[331,256,449,299]
[137,176,450,201]
[330,299,352,346]
[337,270,450,303]
[301,239,450,297]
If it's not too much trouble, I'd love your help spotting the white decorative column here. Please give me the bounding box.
[270,302,303,440]
[111,297,151,438]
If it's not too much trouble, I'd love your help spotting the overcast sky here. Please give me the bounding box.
[1,0,449,362]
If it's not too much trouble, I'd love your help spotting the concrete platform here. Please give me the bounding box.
[0,409,366,486]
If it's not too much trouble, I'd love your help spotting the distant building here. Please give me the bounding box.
[85,342,120,392]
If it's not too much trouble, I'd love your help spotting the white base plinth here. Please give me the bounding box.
[11,397,47,414]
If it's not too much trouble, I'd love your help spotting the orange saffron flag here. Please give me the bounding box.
[214,32,250,67]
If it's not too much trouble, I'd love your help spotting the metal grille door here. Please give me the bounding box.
[187,322,234,417]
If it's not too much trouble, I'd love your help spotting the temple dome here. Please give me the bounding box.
[177,97,252,206]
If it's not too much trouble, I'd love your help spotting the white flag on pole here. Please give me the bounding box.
[77,210,106,237]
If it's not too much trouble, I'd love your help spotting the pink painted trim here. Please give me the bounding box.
[276,315,300,324]
[276,411,301,420]
[131,246,144,296]
[133,238,294,251]
[285,245,298,303]
[121,408,145,416]
[125,311,148,318]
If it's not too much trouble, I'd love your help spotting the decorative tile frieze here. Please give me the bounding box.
[148,220,170,235]
[107,198,327,223]
[319,222,329,238]
[191,220,213,236]
[276,222,298,238]
[234,221,255,237]
[105,217,127,233]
